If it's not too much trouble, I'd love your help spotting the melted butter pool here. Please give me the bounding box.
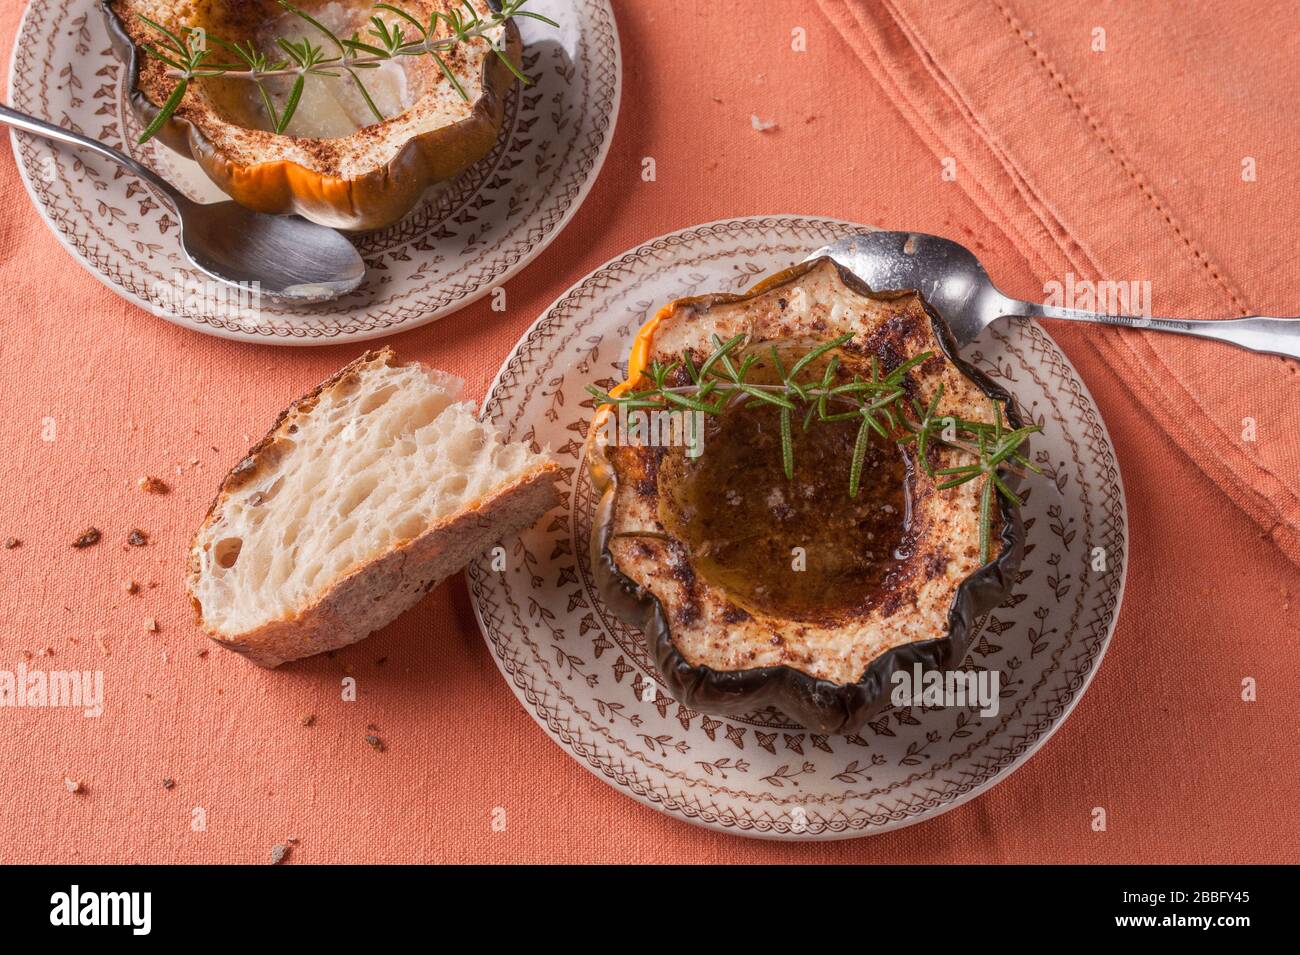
[657,345,912,621]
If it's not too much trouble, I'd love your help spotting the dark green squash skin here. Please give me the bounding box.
[590,258,1026,735]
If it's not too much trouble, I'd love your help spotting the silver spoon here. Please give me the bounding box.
[811,231,1300,360]
[1,104,366,305]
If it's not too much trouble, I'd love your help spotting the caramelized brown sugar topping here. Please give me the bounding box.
[656,343,913,623]
[594,258,1019,686]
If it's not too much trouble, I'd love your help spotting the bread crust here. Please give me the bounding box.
[187,349,559,667]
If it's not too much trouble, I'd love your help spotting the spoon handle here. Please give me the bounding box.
[0,103,186,208]
[1011,299,1300,360]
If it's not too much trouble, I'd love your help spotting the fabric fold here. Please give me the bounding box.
[817,0,1300,563]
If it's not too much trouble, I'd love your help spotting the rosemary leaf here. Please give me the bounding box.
[428,10,452,35]
[492,46,531,86]
[276,74,306,133]
[134,14,189,55]
[586,385,658,410]
[819,409,860,423]
[662,390,719,414]
[1012,451,1044,474]
[342,37,391,58]
[281,0,349,52]
[697,334,745,381]
[509,9,561,27]
[787,332,853,382]
[768,345,788,380]
[710,334,742,381]
[276,37,306,65]
[370,15,396,49]
[848,414,872,499]
[736,383,797,410]
[862,412,888,440]
[786,378,810,403]
[979,478,994,563]
[374,2,429,36]
[142,43,188,73]
[138,78,188,144]
[256,80,281,132]
[779,406,794,480]
[884,349,933,383]
[819,354,840,388]
[207,35,250,65]
[991,472,1022,506]
[652,359,681,385]
[431,51,468,100]
[829,380,886,396]
[348,69,386,122]
[926,383,945,417]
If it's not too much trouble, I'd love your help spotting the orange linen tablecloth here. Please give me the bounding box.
[0,0,1295,863]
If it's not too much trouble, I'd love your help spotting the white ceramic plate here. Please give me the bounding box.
[467,216,1129,839]
[8,0,620,344]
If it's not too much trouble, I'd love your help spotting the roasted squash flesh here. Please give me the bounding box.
[588,258,1025,733]
[103,0,521,230]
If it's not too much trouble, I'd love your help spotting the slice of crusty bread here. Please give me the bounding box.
[188,348,559,667]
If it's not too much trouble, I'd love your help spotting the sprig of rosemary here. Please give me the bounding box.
[133,0,556,142]
[587,333,1042,563]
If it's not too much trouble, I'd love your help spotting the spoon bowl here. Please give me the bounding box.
[175,197,367,304]
[810,230,1300,359]
[1,103,366,307]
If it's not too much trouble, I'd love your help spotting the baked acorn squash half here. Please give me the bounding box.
[587,258,1027,734]
[103,0,521,230]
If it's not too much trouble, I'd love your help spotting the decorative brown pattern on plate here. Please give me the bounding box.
[8,0,620,343]
[467,217,1128,839]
